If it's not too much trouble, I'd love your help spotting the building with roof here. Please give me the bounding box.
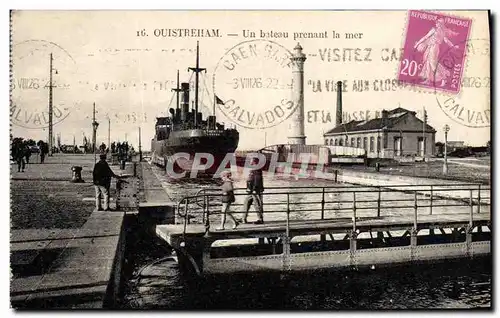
[323,107,436,159]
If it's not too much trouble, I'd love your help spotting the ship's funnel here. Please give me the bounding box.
[181,83,190,122]
[336,81,343,127]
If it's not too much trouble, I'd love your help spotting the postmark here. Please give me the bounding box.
[434,38,490,128]
[398,10,472,95]
[213,39,297,130]
[10,40,77,129]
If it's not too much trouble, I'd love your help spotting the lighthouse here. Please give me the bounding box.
[288,43,307,145]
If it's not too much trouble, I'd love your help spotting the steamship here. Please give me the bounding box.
[151,42,239,175]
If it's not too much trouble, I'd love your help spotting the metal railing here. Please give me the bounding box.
[176,183,490,235]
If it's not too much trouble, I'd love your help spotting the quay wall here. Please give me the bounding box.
[336,169,474,186]
[331,169,487,203]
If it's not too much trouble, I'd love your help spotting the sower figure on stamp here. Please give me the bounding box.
[217,170,240,230]
[414,18,459,87]
[93,153,124,211]
[243,161,265,225]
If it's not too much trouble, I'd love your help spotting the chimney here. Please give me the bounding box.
[381,109,389,127]
[180,82,190,122]
[336,81,342,127]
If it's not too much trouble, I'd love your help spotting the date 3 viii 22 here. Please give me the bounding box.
[231,78,291,89]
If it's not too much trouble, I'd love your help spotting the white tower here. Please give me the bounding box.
[288,43,307,145]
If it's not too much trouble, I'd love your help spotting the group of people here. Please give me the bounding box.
[218,164,265,230]
[11,139,49,172]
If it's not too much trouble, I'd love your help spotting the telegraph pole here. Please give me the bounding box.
[108,117,111,149]
[138,126,142,162]
[48,53,54,156]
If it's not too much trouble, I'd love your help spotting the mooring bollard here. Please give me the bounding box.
[70,166,84,183]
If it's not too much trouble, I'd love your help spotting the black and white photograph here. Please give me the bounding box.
[8,8,492,310]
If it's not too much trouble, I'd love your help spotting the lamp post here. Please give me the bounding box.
[92,102,99,163]
[443,124,450,175]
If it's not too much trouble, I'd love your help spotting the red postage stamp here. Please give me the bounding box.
[398,10,472,94]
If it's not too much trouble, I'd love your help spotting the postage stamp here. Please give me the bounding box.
[398,10,472,94]
[213,39,296,130]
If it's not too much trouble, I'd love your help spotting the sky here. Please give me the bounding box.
[10,10,491,150]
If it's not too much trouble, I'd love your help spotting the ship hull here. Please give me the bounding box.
[151,130,239,176]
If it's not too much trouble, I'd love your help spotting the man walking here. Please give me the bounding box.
[93,153,123,211]
[243,163,265,224]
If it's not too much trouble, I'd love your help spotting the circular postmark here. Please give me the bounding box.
[11,40,78,129]
[213,39,297,130]
[434,38,490,128]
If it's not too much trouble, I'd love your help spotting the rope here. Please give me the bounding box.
[132,255,177,280]
[167,89,175,109]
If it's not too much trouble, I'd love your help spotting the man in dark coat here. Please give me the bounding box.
[243,161,265,224]
[93,153,123,211]
[13,142,25,172]
[24,143,32,164]
[37,140,47,163]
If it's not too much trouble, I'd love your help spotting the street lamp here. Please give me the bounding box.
[443,124,450,174]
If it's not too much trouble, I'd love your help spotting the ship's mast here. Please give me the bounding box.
[171,70,181,110]
[188,41,206,128]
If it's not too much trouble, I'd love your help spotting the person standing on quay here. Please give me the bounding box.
[217,170,240,230]
[93,153,123,211]
[37,140,47,164]
[99,142,107,154]
[13,142,25,172]
[24,142,32,164]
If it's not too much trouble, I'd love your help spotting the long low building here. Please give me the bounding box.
[323,107,436,159]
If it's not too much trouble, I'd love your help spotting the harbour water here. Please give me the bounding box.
[120,165,491,309]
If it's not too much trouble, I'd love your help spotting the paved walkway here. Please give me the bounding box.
[140,161,175,203]
[10,154,138,309]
